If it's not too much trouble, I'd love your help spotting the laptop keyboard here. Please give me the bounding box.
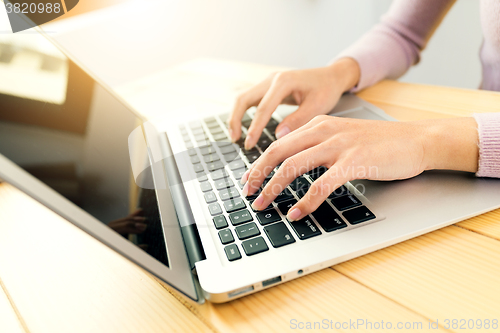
[178,112,376,262]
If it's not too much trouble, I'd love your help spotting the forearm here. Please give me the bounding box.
[332,0,455,91]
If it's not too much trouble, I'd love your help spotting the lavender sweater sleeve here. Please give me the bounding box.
[334,0,500,177]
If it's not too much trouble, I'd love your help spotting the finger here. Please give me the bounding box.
[228,77,272,142]
[251,146,333,211]
[130,208,143,216]
[242,127,325,197]
[241,115,330,187]
[287,163,350,221]
[275,95,331,139]
[245,72,296,149]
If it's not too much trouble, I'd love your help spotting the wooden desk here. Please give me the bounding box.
[1,60,500,333]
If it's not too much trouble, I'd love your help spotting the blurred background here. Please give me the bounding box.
[0,0,482,90]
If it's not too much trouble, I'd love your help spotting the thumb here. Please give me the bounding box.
[275,98,329,139]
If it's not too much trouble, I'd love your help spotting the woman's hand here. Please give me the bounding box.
[241,116,479,221]
[228,58,361,149]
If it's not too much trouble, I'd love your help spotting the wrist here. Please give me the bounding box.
[327,57,361,93]
[420,118,479,173]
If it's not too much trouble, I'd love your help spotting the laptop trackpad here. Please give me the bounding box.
[331,107,388,121]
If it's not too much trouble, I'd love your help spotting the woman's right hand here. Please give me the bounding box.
[228,57,361,150]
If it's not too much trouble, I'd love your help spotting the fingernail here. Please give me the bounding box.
[242,182,249,196]
[244,134,253,150]
[251,194,264,210]
[276,125,290,139]
[287,207,301,221]
[240,170,250,184]
[135,223,147,229]
[133,216,146,221]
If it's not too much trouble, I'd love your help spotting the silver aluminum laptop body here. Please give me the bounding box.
[1,25,500,304]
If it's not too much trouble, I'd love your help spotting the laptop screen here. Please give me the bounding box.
[0,34,169,267]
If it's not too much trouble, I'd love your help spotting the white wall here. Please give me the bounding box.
[45,0,483,89]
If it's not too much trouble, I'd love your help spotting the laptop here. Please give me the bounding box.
[1,27,500,304]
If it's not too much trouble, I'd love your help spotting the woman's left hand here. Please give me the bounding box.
[241,115,478,221]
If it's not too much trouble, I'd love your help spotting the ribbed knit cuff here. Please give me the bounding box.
[473,113,500,178]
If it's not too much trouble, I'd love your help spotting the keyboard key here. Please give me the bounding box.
[235,222,260,240]
[191,127,205,135]
[257,136,272,151]
[251,203,272,212]
[266,118,279,129]
[200,181,212,192]
[206,161,224,171]
[219,187,240,201]
[200,145,217,155]
[331,195,362,211]
[214,178,234,190]
[204,116,216,123]
[190,154,200,164]
[206,121,220,128]
[213,133,228,141]
[264,222,296,248]
[256,208,282,225]
[328,185,350,199]
[197,173,208,182]
[246,188,261,201]
[224,198,246,213]
[197,139,210,146]
[232,168,247,180]
[213,215,228,229]
[216,141,232,147]
[241,147,259,156]
[219,229,234,244]
[311,202,347,232]
[194,133,208,142]
[203,153,220,163]
[223,152,239,162]
[224,244,241,261]
[188,148,197,156]
[241,237,269,256]
[242,119,252,128]
[274,188,294,203]
[289,176,310,191]
[342,206,376,225]
[265,170,275,180]
[289,217,322,240]
[208,202,222,216]
[246,152,260,163]
[242,113,252,122]
[204,191,217,203]
[220,145,236,154]
[229,209,253,226]
[185,141,194,149]
[209,126,223,135]
[295,182,310,198]
[277,199,297,215]
[229,159,246,171]
[193,163,205,173]
[210,169,228,180]
[235,137,245,148]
